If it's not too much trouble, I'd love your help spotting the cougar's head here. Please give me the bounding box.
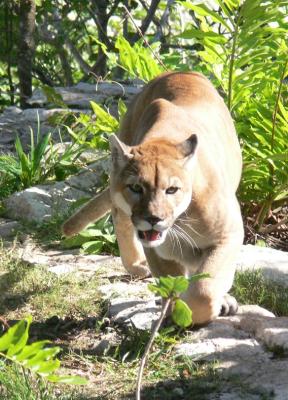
[109,134,198,248]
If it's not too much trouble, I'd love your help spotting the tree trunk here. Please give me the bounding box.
[5,3,15,105]
[18,0,36,108]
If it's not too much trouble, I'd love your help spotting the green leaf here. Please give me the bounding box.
[47,374,88,385]
[90,101,119,133]
[181,2,232,31]
[81,240,103,254]
[0,317,32,356]
[159,276,176,294]
[179,28,227,44]
[32,133,50,172]
[62,235,91,249]
[172,299,192,328]
[115,35,163,82]
[118,99,127,121]
[148,283,170,298]
[25,347,61,368]
[173,276,189,294]
[189,273,210,283]
[36,359,61,374]
[15,340,50,362]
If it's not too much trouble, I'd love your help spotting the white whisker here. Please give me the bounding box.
[171,227,183,258]
[173,223,199,254]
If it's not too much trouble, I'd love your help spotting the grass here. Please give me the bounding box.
[0,363,79,400]
[0,244,103,321]
[232,269,288,316]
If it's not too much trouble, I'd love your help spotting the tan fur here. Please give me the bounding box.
[62,72,244,324]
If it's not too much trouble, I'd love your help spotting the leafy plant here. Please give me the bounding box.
[62,214,119,256]
[179,0,288,227]
[0,126,84,197]
[0,316,87,397]
[136,273,209,400]
[66,98,126,152]
[114,35,164,82]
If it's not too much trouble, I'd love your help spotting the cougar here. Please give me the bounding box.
[62,72,244,324]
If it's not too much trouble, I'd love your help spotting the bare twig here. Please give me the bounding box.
[259,217,288,234]
[123,5,168,71]
[136,298,172,400]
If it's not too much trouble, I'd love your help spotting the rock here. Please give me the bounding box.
[92,330,118,356]
[236,244,288,286]
[18,243,122,276]
[109,297,160,331]
[22,108,71,122]
[174,306,288,399]
[3,159,109,222]
[99,280,154,300]
[0,218,22,238]
[171,388,184,397]
[27,82,141,109]
[240,315,288,352]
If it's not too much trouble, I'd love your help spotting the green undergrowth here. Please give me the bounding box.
[232,269,288,316]
[0,363,80,400]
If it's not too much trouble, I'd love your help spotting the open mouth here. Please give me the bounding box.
[138,229,163,242]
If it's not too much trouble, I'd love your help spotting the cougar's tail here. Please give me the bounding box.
[62,187,112,237]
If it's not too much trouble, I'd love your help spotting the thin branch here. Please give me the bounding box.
[136,298,172,400]
[131,0,161,44]
[64,37,92,75]
[154,0,175,43]
[123,5,168,71]
[32,66,55,86]
[161,43,202,51]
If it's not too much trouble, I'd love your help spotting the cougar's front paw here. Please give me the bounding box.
[127,261,151,278]
[220,294,238,316]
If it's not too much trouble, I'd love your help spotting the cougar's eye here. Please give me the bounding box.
[166,186,179,194]
[128,183,143,194]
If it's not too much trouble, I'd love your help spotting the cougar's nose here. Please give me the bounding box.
[146,216,162,226]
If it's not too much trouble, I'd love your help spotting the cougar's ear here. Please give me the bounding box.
[177,134,198,157]
[109,134,133,167]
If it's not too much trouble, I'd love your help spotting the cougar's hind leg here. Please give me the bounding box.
[112,206,150,277]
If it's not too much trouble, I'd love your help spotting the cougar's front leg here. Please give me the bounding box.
[111,206,150,277]
[182,234,243,325]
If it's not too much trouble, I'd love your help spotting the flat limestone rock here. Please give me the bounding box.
[108,297,160,331]
[174,306,288,399]
[18,243,123,277]
[27,82,141,108]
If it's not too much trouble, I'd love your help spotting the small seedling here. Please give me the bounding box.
[136,273,209,400]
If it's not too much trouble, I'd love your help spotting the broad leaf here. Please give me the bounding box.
[172,299,192,328]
